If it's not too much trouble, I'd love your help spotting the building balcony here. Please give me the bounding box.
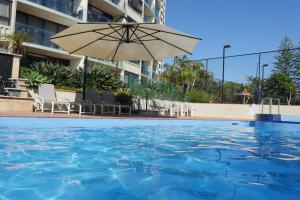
[108,0,124,8]
[155,0,162,9]
[15,23,59,50]
[144,0,155,17]
[87,10,113,22]
[88,57,118,68]
[129,60,141,66]
[128,0,143,16]
[155,10,160,23]
[89,0,125,17]
[144,16,153,23]
[25,0,83,20]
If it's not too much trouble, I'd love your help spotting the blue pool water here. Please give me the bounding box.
[0,118,300,200]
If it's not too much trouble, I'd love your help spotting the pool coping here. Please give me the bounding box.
[0,112,252,122]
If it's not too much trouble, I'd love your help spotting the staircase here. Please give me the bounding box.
[1,78,29,98]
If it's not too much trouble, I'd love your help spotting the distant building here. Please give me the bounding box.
[0,0,166,83]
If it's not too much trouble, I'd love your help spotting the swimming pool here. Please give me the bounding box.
[0,118,299,200]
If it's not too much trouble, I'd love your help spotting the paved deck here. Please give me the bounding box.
[0,112,252,121]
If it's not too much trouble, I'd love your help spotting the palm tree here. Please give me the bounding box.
[0,32,30,55]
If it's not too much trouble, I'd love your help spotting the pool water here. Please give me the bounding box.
[0,118,300,200]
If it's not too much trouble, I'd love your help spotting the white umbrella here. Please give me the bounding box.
[50,22,201,61]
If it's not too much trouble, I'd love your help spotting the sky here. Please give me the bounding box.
[165,0,300,83]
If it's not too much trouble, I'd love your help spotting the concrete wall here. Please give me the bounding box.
[38,91,300,120]
[0,96,33,112]
[55,90,83,102]
[135,98,300,120]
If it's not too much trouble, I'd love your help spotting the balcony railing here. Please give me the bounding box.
[87,10,113,22]
[15,23,60,50]
[26,0,83,20]
[144,16,153,23]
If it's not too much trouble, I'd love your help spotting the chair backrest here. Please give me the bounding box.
[102,91,116,104]
[86,89,99,104]
[0,76,5,94]
[152,100,160,108]
[38,84,56,102]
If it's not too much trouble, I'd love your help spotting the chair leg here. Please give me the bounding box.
[51,102,54,114]
[67,104,70,115]
[79,104,82,116]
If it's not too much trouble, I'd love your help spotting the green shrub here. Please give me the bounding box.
[115,90,133,106]
[129,80,185,101]
[87,65,124,92]
[23,61,124,92]
[20,68,48,87]
[28,61,81,88]
[185,90,210,103]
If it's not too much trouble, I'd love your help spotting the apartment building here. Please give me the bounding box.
[0,0,166,83]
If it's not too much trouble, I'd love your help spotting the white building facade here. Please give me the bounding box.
[0,0,166,83]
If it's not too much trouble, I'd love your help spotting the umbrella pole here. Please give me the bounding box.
[83,57,88,100]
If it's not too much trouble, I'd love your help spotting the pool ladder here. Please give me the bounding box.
[261,97,281,114]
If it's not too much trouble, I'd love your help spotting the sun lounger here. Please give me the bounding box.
[150,100,166,116]
[37,84,81,115]
[102,91,131,115]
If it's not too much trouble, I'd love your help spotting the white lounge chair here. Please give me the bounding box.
[102,91,131,115]
[84,90,115,115]
[150,100,166,116]
[37,84,81,115]
[176,102,188,116]
[165,101,177,117]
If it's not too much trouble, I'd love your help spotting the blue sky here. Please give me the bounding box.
[165,0,300,83]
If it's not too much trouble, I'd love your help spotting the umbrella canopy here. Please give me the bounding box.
[50,22,201,61]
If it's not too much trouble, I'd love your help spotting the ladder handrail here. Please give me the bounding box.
[261,97,280,114]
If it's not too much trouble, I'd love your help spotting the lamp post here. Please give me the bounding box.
[221,45,231,104]
[261,64,268,100]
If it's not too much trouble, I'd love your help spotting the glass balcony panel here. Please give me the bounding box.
[142,63,150,76]
[145,0,155,13]
[16,23,60,49]
[87,10,113,22]
[144,16,153,23]
[26,0,83,20]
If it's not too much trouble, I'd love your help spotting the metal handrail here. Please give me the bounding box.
[261,97,280,114]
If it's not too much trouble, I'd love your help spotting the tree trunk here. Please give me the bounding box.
[287,91,292,106]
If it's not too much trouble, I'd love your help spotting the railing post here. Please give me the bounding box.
[277,99,280,115]
[269,98,272,114]
[261,98,264,114]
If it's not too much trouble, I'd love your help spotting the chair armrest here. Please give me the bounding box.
[37,96,44,104]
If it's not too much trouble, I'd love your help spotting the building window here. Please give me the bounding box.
[15,12,67,49]
[21,53,70,68]
[124,71,139,86]
[0,0,12,26]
